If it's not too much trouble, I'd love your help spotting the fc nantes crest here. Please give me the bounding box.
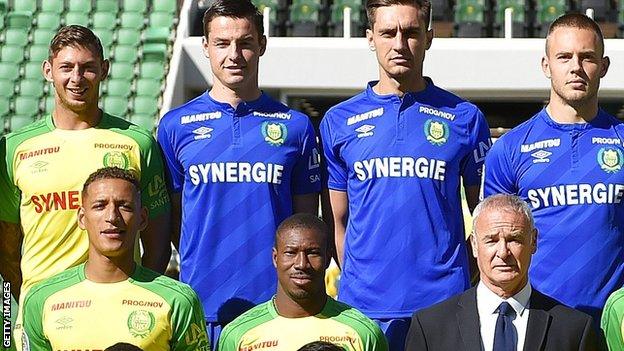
[598,147,623,173]
[127,310,155,338]
[103,151,129,169]
[262,121,287,146]
[424,119,449,146]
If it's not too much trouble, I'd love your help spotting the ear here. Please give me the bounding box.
[259,35,267,56]
[470,233,478,258]
[541,55,551,79]
[43,60,53,82]
[530,228,538,254]
[366,28,375,51]
[272,247,278,268]
[600,56,610,78]
[425,29,433,50]
[138,206,148,232]
[101,58,110,80]
[77,207,86,230]
[202,36,210,59]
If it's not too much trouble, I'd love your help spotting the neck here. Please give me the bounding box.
[85,250,135,283]
[274,287,327,318]
[481,278,527,299]
[209,81,262,108]
[546,93,599,124]
[374,70,427,97]
[52,102,102,130]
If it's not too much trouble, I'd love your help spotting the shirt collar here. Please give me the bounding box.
[477,281,532,317]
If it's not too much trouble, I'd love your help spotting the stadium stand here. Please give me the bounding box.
[0,0,178,134]
[287,0,322,37]
[454,0,488,37]
[535,0,568,37]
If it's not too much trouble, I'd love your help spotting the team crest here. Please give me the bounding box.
[598,147,623,173]
[127,310,155,338]
[262,122,287,146]
[424,119,449,146]
[103,151,129,169]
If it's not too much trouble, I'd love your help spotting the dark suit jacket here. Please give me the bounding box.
[405,286,599,351]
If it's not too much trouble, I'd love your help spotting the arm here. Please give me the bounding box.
[328,190,348,268]
[602,297,622,351]
[0,221,22,300]
[22,292,53,350]
[140,212,171,273]
[464,184,480,285]
[171,290,210,351]
[170,192,182,250]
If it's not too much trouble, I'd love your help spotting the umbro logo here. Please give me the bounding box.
[192,127,213,140]
[531,150,551,163]
[355,124,375,138]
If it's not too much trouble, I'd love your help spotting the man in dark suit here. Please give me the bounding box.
[405,194,599,351]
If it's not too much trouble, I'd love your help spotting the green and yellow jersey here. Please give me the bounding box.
[602,288,624,350]
[217,297,388,351]
[22,263,210,351]
[0,113,170,297]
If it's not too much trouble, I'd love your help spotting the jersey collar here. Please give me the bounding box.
[539,107,608,131]
[365,77,434,104]
[203,90,270,116]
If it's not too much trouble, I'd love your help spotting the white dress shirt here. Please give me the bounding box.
[476,282,532,351]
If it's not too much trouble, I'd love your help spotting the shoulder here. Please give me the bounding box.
[220,301,274,341]
[24,265,83,306]
[256,95,312,130]
[531,290,593,324]
[325,298,383,337]
[159,93,213,128]
[415,291,465,320]
[101,113,156,147]
[4,118,51,149]
[133,266,199,306]
[605,288,624,312]
[323,90,370,123]
[424,84,482,118]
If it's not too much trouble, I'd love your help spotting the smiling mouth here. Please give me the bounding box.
[68,87,87,95]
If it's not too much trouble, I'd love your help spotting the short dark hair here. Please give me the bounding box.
[275,214,329,249]
[82,167,141,199]
[366,0,431,29]
[202,0,264,39]
[546,13,605,56]
[105,343,143,351]
[297,341,344,351]
[49,25,105,62]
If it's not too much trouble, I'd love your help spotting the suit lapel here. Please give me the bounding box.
[457,287,483,351]
[523,290,551,351]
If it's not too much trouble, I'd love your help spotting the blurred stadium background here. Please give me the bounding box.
[1,0,623,346]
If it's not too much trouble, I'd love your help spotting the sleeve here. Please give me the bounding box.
[216,324,239,351]
[136,133,171,218]
[21,291,53,351]
[319,114,348,191]
[460,108,492,187]
[0,136,20,223]
[291,118,322,195]
[156,118,186,194]
[601,294,624,350]
[481,134,518,199]
[170,288,210,351]
[366,323,389,351]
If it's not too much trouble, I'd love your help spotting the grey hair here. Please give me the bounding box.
[472,194,535,230]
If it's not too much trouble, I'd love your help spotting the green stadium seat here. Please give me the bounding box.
[144,27,170,44]
[95,0,120,13]
[14,96,40,117]
[139,62,165,79]
[40,0,65,14]
[454,0,486,37]
[135,78,161,97]
[13,0,36,13]
[142,44,168,61]
[120,12,146,30]
[105,79,133,98]
[1,45,24,63]
[68,0,92,13]
[288,0,321,36]
[494,0,526,37]
[330,0,362,23]
[251,0,279,22]
[44,95,54,114]
[123,0,147,13]
[0,97,9,117]
[0,79,15,95]
[149,12,174,29]
[36,12,62,29]
[116,28,142,47]
[93,12,118,30]
[113,45,139,63]
[153,0,177,14]
[133,96,158,115]
[9,115,35,131]
[109,62,135,78]
[93,29,114,49]
[6,11,33,28]
[0,17,4,31]
[3,28,29,47]
[0,62,19,81]
[65,12,90,27]
[536,0,567,36]
[130,114,154,131]
[23,62,44,80]
[19,79,44,97]
[28,45,49,63]
[103,96,129,116]
[32,28,55,45]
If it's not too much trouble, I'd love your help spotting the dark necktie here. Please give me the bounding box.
[493,301,516,351]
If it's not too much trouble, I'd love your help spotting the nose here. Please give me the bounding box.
[569,55,583,74]
[392,30,407,51]
[293,252,309,270]
[105,205,121,224]
[227,42,243,61]
[69,65,82,82]
[495,240,510,259]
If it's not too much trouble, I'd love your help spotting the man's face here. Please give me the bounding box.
[542,27,609,108]
[43,45,109,113]
[203,16,266,91]
[366,4,432,81]
[273,227,328,301]
[471,209,537,294]
[78,178,147,259]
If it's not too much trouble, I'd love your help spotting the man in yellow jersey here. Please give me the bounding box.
[21,167,209,351]
[0,25,171,349]
[218,214,388,351]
